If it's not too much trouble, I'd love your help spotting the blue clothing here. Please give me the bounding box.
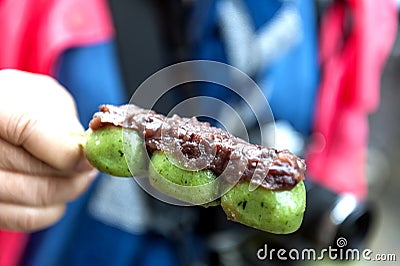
[21,1,320,264]
[189,0,319,135]
[21,42,180,266]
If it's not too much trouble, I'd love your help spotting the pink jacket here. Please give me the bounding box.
[0,0,113,265]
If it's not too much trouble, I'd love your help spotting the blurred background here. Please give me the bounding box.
[366,36,400,265]
[1,0,399,265]
[107,0,400,264]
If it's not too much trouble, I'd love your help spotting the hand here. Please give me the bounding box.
[0,69,97,232]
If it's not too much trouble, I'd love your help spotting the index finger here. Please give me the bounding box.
[21,115,91,172]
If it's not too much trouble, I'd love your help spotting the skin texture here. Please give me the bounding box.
[0,69,97,232]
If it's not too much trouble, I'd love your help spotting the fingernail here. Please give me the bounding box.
[75,158,94,172]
